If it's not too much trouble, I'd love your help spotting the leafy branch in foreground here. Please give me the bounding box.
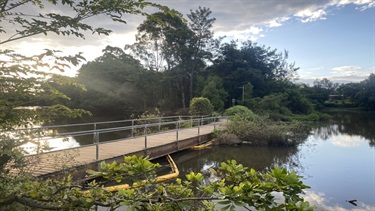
[0,155,314,210]
[0,0,172,45]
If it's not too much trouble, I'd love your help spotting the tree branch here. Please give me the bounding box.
[15,197,62,210]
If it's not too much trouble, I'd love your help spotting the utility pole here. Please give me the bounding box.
[238,86,244,101]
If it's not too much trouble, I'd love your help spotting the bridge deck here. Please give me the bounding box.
[22,121,225,177]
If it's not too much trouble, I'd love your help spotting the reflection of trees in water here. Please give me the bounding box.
[313,111,375,147]
[312,124,340,140]
[174,145,304,184]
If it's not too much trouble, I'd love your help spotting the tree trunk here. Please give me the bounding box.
[181,91,186,109]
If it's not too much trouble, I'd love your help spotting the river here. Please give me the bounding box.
[170,111,375,210]
[21,111,375,210]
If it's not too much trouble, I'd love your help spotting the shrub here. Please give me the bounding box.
[224,105,251,116]
[226,117,310,146]
[189,97,214,116]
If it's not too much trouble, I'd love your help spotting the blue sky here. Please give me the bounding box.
[256,4,374,84]
[2,0,374,84]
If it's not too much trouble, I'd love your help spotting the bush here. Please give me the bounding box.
[226,117,310,146]
[189,97,214,116]
[224,105,255,116]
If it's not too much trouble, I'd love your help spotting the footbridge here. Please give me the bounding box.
[17,116,227,178]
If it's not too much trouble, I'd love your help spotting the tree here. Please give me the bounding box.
[0,0,172,183]
[127,7,219,108]
[286,88,314,114]
[200,76,228,111]
[75,46,152,116]
[128,10,192,71]
[186,7,217,102]
[210,41,299,106]
[128,10,194,108]
[357,74,375,110]
[313,78,339,93]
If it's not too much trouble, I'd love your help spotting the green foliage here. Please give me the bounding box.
[189,97,214,116]
[357,74,375,110]
[226,114,310,146]
[224,105,253,117]
[255,93,291,114]
[286,89,314,114]
[0,155,313,210]
[0,0,172,45]
[210,41,299,105]
[74,46,152,116]
[130,108,167,136]
[201,76,228,111]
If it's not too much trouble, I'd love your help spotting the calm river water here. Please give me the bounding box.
[24,111,375,210]
[170,111,375,210]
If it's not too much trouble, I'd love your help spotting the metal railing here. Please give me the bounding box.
[20,116,222,161]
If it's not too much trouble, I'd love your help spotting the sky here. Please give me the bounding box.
[2,0,375,84]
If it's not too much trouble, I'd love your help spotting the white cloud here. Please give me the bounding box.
[330,0,375,10]
[330,134,366,147]
[304,190,375,211]
[332,66,362,72]
[295,9,327,23]
[297,65,373,84]
[267,17,290,27]
[329,66,372,82]
[217,26,265,42]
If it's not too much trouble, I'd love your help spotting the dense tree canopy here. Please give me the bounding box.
[209,41,299,104]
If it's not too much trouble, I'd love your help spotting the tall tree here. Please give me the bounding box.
[129,10,192,71]
[186,7,217,102]
[127,11,193,108]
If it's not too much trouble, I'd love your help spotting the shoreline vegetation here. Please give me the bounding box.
[213,105,330,147]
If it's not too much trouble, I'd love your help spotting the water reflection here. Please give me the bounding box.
[172,111,375,210]
[314,111,375,147]
[173,145,302,176]
[304,190,375,211]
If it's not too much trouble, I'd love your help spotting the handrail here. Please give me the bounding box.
[22,116,221,159]
[12,115,211,132]
[34,117,212,138]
